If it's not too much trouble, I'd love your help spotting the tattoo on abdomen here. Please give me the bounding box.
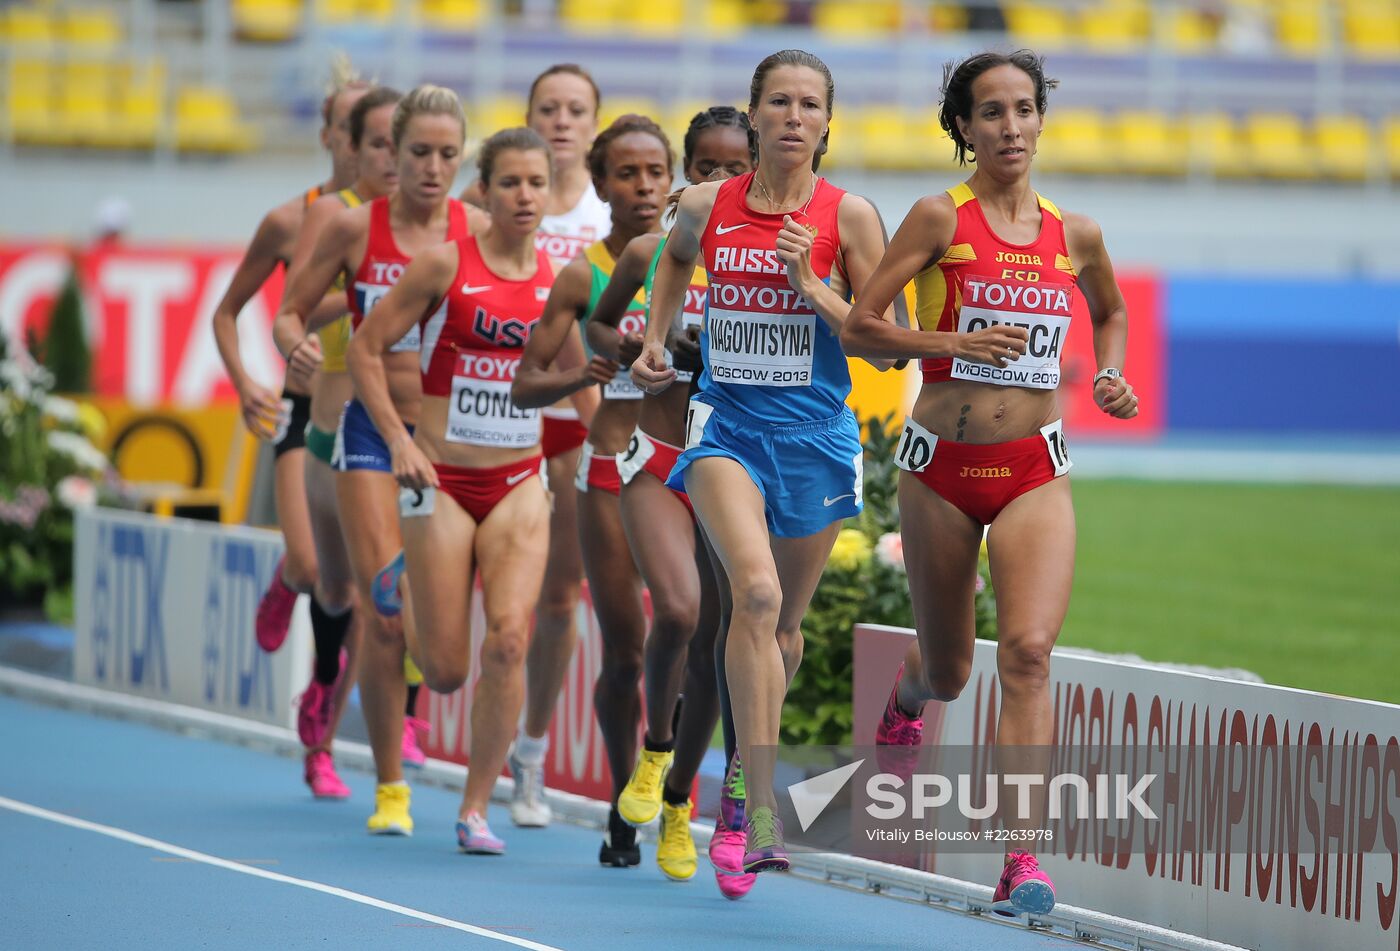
[956,404,971,442]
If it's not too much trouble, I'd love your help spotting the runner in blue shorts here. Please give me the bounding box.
[632,49,899,874]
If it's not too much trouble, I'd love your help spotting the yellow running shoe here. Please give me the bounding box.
[618,747,673,825]
[367,782,413,836]
[657,800,697,881]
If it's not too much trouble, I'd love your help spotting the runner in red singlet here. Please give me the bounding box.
[348,127,557,855]
[841,50,1139,919]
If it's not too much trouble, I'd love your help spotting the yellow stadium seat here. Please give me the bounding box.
[1186,112,1250,178]
[468,95,526,144]
[1314,115,1372,181]
[174,86,258,153]
[700,0,745,34]
[1242,112,1314,179]
[5,5,57,48]
[111,60,165,149]
[625,0,683,35]
[914,109,964,174]
[232,0,303,42]
[1115,111,1187,176]
[1275,1,1328,58]
[1077,1,1149,52]
[1159,6,1217,52]
[315,0,390,25]
[597,96,664,134]
[58,60,117,147]
[1037,108,1114,175]
[419,0,483,32]
[1385,117,1400,178]
[812,0,900,38]
[1005,3,1072,50]
[559,0,625,33]
[1343,2,1400,59]
[929,3,968,34]
[857,108,915,171]
[5,58,62,146]
[63,7,122,49]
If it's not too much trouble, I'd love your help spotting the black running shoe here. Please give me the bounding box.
[599,806,641,867]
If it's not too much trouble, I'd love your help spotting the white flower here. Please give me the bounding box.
[43,394,81,426]
[47,430,109,472]
[0,360,32,402]
[56,475,97,509]
[875,532,905,572]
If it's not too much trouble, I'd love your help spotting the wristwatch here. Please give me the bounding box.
[1092,367,1121,387]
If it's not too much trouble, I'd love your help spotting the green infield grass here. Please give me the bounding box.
[1063,479,1400,704]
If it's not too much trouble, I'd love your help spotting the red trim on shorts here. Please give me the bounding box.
[583,450,621,496]
[637,434,693,518]
[541,415,588,460]
[907,434,1059,525]
[432,456,543,523]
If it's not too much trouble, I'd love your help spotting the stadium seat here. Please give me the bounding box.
[1004,3,1073,50]
[1274,1,1328,58]
[812,1,901,39]
[62,7,122,50]
[1158,5,1217,52]
[597,96,664,134]
[232,0,303,42]
[468,95,525,143]
[1242,112,1315,179]
[58,59,117,147]
[5,58,62,146]
[173,86,257,153]
[624,0,683,35]
[857,107,919,170]
[1314,115,1372,181]
[3,4,57,48]
[699,0,745,34]
[559,0,624,34]
[1385,117,1400,178]
[928,3,969,35]
[1076,0,1150,53]
[1036,108,1113,175]
[1187,111,1250,178]
[314,0,392,26]
[1115,111,1187,176]
[111,60,165,149]
[419,0,484,33]
[1342,1,1400,59]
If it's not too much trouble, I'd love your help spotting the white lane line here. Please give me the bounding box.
[0,795,561,951]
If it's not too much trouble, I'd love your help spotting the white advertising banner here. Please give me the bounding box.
[853,624,1400,951]
[73,508,310,729]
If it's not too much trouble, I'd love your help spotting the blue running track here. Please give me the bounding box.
[0,691,1072,950]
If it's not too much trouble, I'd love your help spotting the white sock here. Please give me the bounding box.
[513,731,549,766]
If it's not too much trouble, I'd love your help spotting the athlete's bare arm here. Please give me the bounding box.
[273,206,363,388]
[465,203,492,236]
[632,180,719,393]
[212,200,298,433]
[346,242,457,488]
[1066,212,1137,419]
[842,194,1028,365]
[512,255,614,409]
[584,233,660,360]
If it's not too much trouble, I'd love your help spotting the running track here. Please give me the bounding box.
[0,691,1071,951]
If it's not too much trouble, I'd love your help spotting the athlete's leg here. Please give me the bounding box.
[275,447,319,591]
[465,480,551,820]
[337,467,410,786]
[524,449,584,737]
[303,453,357,743]
[666,525,721,801]
[579,484,648,801]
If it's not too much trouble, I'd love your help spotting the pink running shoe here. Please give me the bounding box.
[709,757,757,900]
[992,850,1056,917]
[296,651,346,749]
[401,716,429,768]
[874,663,924,785]
[255,556,297,653]
[456,811,505,855]
[304,750,350,800]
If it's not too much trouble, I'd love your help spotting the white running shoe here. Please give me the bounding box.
[508,748,552,828]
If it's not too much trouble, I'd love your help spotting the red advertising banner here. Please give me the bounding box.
[0,243,284,405]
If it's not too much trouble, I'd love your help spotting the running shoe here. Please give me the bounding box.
[296,650,345,749]
[874,663,924,786]
[367,782,413,835]
[401,716,429,768]
[709,757,757,899]
[992,850,1056,917]
[508,748,552,828]
[618,747,673,825]
[372,550,406,617]
[456,811,505,855]
[599,807,641,868]
[656,800,697,881]
[304,750,350,800]
[742,806,789,874]
[255,556,297,653]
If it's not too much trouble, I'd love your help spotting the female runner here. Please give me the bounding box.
[349,127,559,854]
[840,50,1138,917]
[631,50,898,874]
[512,115,675,867]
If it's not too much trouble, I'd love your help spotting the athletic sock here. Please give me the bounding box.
[662,784,690,808]
[405,683,420,717]
[513,731,549,766]
[308,596,351,685]
[643,734,675,754]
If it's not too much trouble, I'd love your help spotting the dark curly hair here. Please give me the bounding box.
[587,114,675,183]
[939,50,1058,166]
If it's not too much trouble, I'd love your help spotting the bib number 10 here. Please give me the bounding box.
[894,417,938,473]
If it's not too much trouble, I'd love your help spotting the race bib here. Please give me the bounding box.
[949,276,1071,390]
[616,428,656,486]
[684,399,714,451]
[604,374,644,400]
[894,416,938,473]
[399,485,435,518]
[354,281,422,353]
[448,349,539,447]
[705,282,815,387]
[1040,418,1073,476]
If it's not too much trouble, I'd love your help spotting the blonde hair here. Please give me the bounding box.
[320,53,370,128]
[391,84,467,148]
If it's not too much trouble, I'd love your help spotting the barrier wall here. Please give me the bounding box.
[853,624,1400,951]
